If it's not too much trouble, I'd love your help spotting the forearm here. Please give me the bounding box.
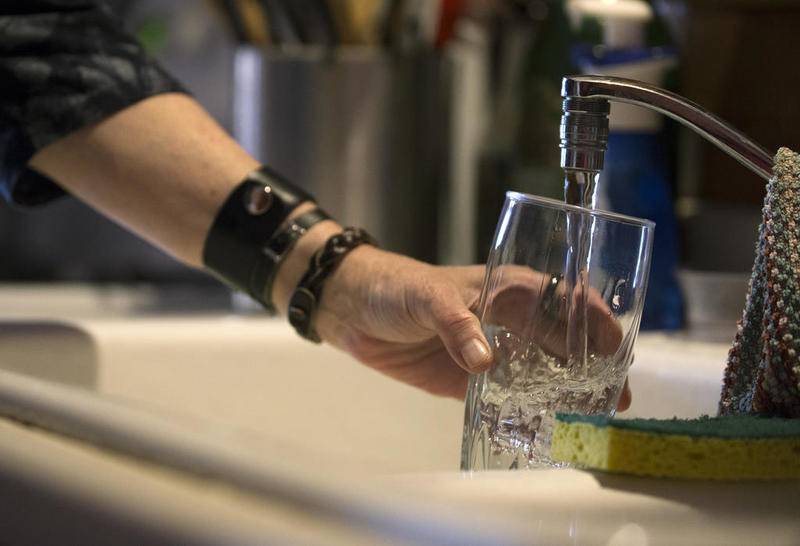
[27,92,340,312]
[29,93,256,266]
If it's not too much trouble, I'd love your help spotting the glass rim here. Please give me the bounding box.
[506,191,656,229]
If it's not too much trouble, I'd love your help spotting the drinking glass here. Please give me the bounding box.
[461,192,654,470]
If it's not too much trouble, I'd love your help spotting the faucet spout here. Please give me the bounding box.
[560,75,774,182]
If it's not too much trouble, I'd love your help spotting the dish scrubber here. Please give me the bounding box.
[720,147,800,417]
[550,413,800,480]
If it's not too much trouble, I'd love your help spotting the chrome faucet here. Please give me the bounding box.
[559,75,774,206]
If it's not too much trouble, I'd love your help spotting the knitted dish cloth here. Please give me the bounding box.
[719,148,800,417]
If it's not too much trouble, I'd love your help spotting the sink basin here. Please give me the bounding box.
[0,315,730,473]
[387,469,800,545]
[0,285,795,545]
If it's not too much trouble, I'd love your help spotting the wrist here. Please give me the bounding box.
[313,244,379,333]
[203,166,316,305]
[286,228,379,342]
[268,205,342,314]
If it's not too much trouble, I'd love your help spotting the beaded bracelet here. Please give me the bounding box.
[288,228,378,342]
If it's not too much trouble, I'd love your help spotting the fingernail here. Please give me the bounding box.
[462,338,491,370]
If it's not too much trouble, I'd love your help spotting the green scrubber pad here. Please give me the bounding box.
[551,414,800,480]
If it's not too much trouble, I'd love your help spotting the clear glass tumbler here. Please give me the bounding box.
[461,192,655,470]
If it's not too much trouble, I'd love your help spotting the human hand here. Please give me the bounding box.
[314,247,491,398]
[474,263,631,410]
[314,246,632,408]
[482,264,624,359]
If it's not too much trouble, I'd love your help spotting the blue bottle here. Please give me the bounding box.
[568,0,683,329]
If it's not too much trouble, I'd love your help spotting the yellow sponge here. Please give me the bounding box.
[550,414,800,480]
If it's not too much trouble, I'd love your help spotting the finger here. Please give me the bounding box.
[585,287,623,356]
[350,337,471,399]
[483,275,577,360]
[441,265,488,313]
[486,267,623,359]
[616,377,632,411]
[421,289,493,373]
[565,281,624,357]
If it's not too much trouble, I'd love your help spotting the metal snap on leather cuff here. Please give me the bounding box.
[245,184,273,215]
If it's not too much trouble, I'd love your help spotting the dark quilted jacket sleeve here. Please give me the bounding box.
[0,0,186,206]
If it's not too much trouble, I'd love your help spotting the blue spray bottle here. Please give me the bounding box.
[569,0,683,330]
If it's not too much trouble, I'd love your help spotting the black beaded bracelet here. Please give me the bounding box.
[288,228,378,342]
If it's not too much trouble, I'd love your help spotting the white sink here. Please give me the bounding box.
[0,316,728,473]
[0,285,797,545]
[387,469,800,545]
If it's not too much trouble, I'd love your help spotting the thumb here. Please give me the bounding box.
[421,289,493,373]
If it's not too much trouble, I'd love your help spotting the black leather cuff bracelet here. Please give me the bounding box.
[288,227,378,342]
[202,166,315,309]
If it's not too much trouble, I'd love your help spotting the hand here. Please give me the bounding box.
[483,264,624,359]
[314,246,633,409]
[315,246,492,398]
[480,264,631,411]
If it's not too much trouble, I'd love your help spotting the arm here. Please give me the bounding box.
[27,93,497,397]
[27,92,339,313]
[0,1,184,205]
[5,3,629,405]
[29,101,633,405]
[0,1,494,397]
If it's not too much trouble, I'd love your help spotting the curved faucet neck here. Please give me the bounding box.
[560,75,774,182]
